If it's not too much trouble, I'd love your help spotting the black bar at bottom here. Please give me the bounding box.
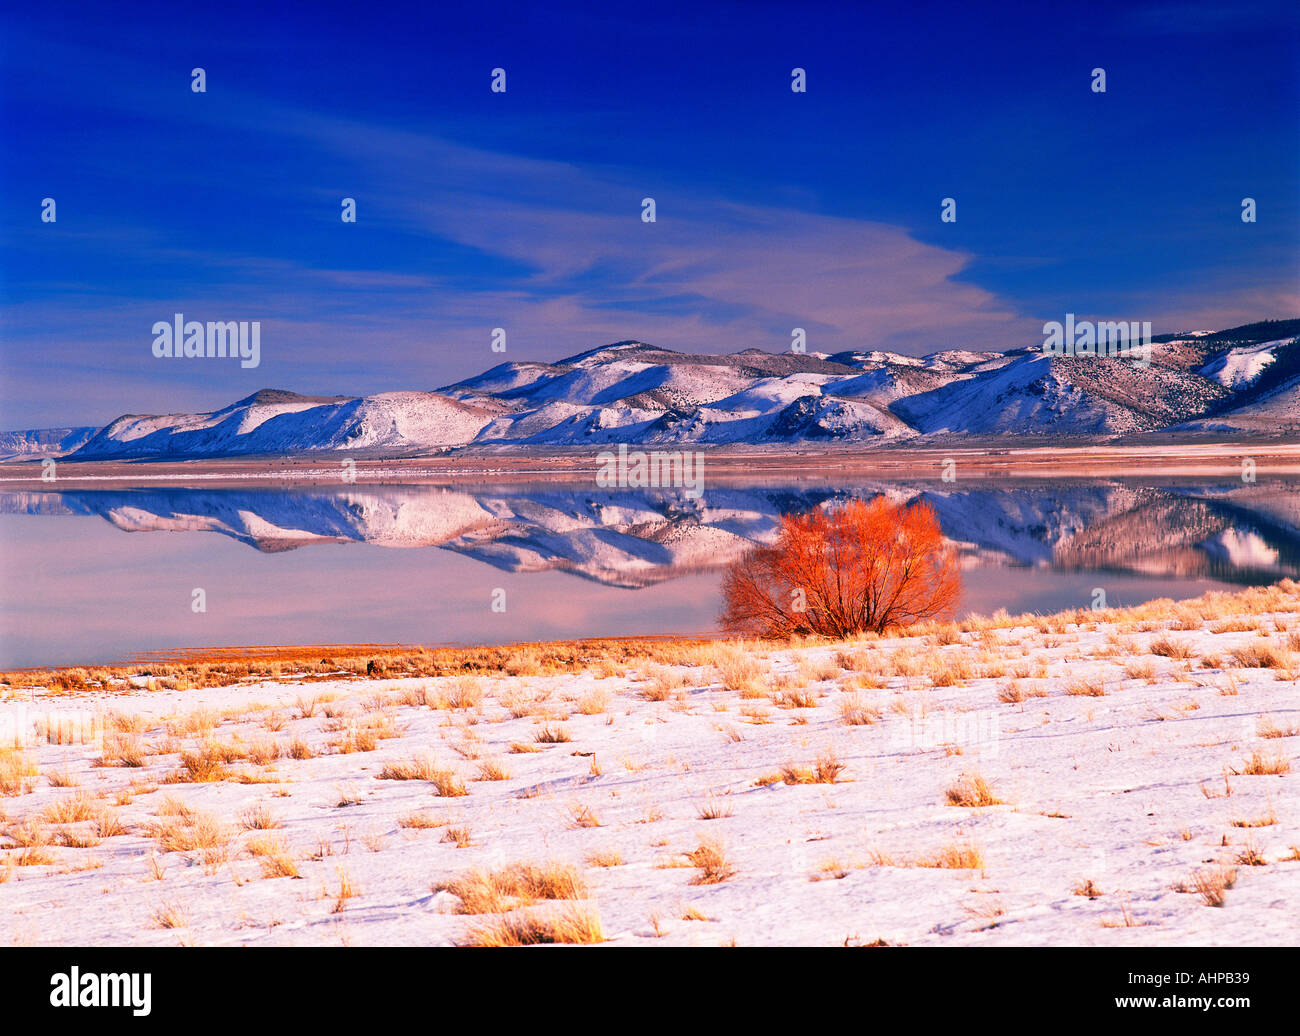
[0,946,1291,1024]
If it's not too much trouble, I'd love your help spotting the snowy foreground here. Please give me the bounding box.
[3,588,1299,946]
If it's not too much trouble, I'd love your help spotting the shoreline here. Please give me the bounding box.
[6,580,1294,690]
[2,441,1300,488]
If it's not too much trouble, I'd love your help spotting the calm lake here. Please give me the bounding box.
[2,476,1297,668]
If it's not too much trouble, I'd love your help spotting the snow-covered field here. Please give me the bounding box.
[2,584,1298,946]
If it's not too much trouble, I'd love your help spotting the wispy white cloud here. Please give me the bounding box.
[262,108,1038,355]
[5,62,1294,428]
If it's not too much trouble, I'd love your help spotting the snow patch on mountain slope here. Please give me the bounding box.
[441,361,558,400]
[504,361,660,405]
[335,392,495,451]
[893,353,1225,437]
[761,395,913,441]
[1198,339,1287,389]
[892,354,1117,435]
[922,349,1004,370]
[494,405,663,446]
[826,350,925,369]
[708,373,835,413]
[825,365,959,406]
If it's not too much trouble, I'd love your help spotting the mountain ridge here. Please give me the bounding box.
[3,318,1297,461]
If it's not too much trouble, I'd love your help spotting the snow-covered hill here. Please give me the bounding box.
[4,319,1296,461]
[0,426,97,460]
[70,389,502,460]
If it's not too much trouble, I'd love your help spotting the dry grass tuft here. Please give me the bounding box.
[148,809,229,855]
[41,792,98,825]
[168,741,249,783]
[696,794,733,820]
[1234,839,1267,866]
[397,811,442,829]
[332,867,361,912]
[918,841,985,870]
[92,810,128,839]
[1189,865,1236,907]
[152,900,190,930]
[1123,659,1156,681]
[239,804,282,830]
[1063,675,1107,697]
[0,748,39,796]
[774,686,819,709]
[838,694,880,726]
[687,837,736,884]
[1149,634,1194,659]
[998,680,1047,703]
[1257,716,1300,739]
[475,759,511,782]
[1230,808,1277,828]
[1212,618,1260,633]
[378,756,439,781]
[96,734,146,769]
[430,768,469,797]
[462,903,605,946]
[799,657,842,683]
[925,652,974,687]
[714,647,765,693]
[287,737,315,760]
[944,772,1003,807]
[441,677,486,711]
[577,689,611,715]
[2,820,52,850]
[436,861,588,914]
[246,834,300,878]
[246,739,282,765]
[1229,643,1292,669]
[778,748,846,786]
[1235,750,1291,776]
[642,666,687,701]
[568,803,602,829]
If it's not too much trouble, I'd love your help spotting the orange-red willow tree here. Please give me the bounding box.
[719,497,961,638]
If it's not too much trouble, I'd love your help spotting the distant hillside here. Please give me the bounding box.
[2,319,1297,461]
[0,427,98,460]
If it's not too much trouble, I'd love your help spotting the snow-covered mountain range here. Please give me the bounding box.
[4,319,1297,460]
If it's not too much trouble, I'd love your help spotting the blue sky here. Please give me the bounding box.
[1,0,1297,427]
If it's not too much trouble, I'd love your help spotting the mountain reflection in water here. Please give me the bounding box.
[1,478,1296,666]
